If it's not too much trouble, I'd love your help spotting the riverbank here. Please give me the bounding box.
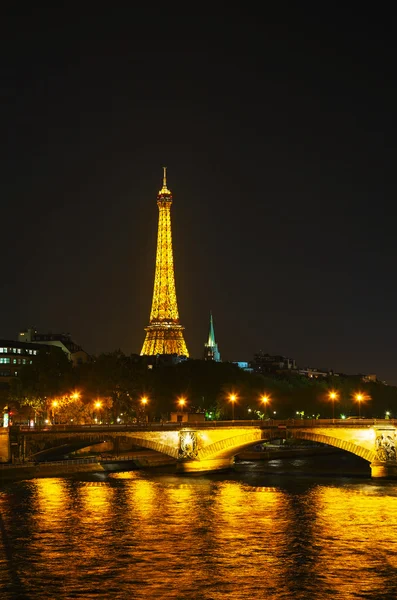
[0,451,176,484]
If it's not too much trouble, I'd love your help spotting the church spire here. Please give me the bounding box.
[207,311,216,347]
[204,311,221,362]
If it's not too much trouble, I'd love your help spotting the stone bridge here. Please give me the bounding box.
[1,419,397,477]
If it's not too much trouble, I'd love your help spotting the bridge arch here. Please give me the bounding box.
[292,430,375,463]
[197,430,271,460]
[126,436,179,459]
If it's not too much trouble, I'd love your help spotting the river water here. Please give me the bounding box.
[1,453,397,599]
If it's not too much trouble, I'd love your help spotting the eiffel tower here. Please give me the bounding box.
[140,168,189,357]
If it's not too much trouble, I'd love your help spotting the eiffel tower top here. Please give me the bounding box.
[158,166,172,198]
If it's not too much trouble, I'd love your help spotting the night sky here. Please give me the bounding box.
[2,9,397,382]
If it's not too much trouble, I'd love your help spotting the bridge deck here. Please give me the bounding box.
[7,418,396,434]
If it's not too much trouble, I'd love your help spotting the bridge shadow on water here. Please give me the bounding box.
[234,450,371,482]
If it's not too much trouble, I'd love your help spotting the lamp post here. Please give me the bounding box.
[355,393,363,418]
[178,397,186,423]
[260,395,270,419]
[328,391,338,422]
[94,400,102,423]
[51,400,58,425]
[229,394,236,421]
[141,396,148,423]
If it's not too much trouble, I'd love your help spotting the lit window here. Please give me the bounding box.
[14,372,18,376]
[33,350,37,355]
[13,348,17,353]
[13,359,17,364]
[17,349,21,354]
[0,358,10,364]
[22,359,26,364]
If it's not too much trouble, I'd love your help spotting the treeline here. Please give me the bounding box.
[4,348,397,423]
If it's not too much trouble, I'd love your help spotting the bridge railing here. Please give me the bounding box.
[8,418,397,433]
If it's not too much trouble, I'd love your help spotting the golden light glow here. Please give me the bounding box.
[70,391,80,401]
[141,396,148,406]
[52,400,58,408]
[178,397,186,409]
[329,391,338,400]
[261,395,270,405]
[141,170,189,357]
[353,391,370,405]
[353,391,370,417]
[229,393,237,420]
[95,401,102,409]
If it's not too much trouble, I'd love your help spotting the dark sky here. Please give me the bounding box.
[2,9,397,382]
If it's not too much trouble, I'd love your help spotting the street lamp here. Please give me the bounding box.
[260,395,270,419]
[355,393,364,418]
[51,400,58,424]
[141,396,148,423]
[229,394,237,421]
[178,397,186,412]
[94,400,102,423]
[328,391,339,421]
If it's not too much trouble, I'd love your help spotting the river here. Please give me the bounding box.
[1,452,397,599]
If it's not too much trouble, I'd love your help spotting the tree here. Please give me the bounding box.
[76,351,147,422]
[9,347,74,422]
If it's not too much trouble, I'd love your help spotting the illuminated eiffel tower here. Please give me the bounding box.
[140,168,189,357]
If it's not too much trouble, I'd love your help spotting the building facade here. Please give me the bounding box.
[252,352,296,374]
[0,339,53,383]
[19,328,89,366]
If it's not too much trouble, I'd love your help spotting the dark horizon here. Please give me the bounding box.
[2,9,397,383]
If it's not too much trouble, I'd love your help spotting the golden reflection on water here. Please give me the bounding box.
[211,481,291,596]
[126,478,157,519]
[32,478,68,519]
[79,480,113,525]
[314,485,397,599]
[109,471,140,480]
[3,473,397,599]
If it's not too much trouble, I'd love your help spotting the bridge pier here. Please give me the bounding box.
[370,461,397,479]
[176,457,234,474]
